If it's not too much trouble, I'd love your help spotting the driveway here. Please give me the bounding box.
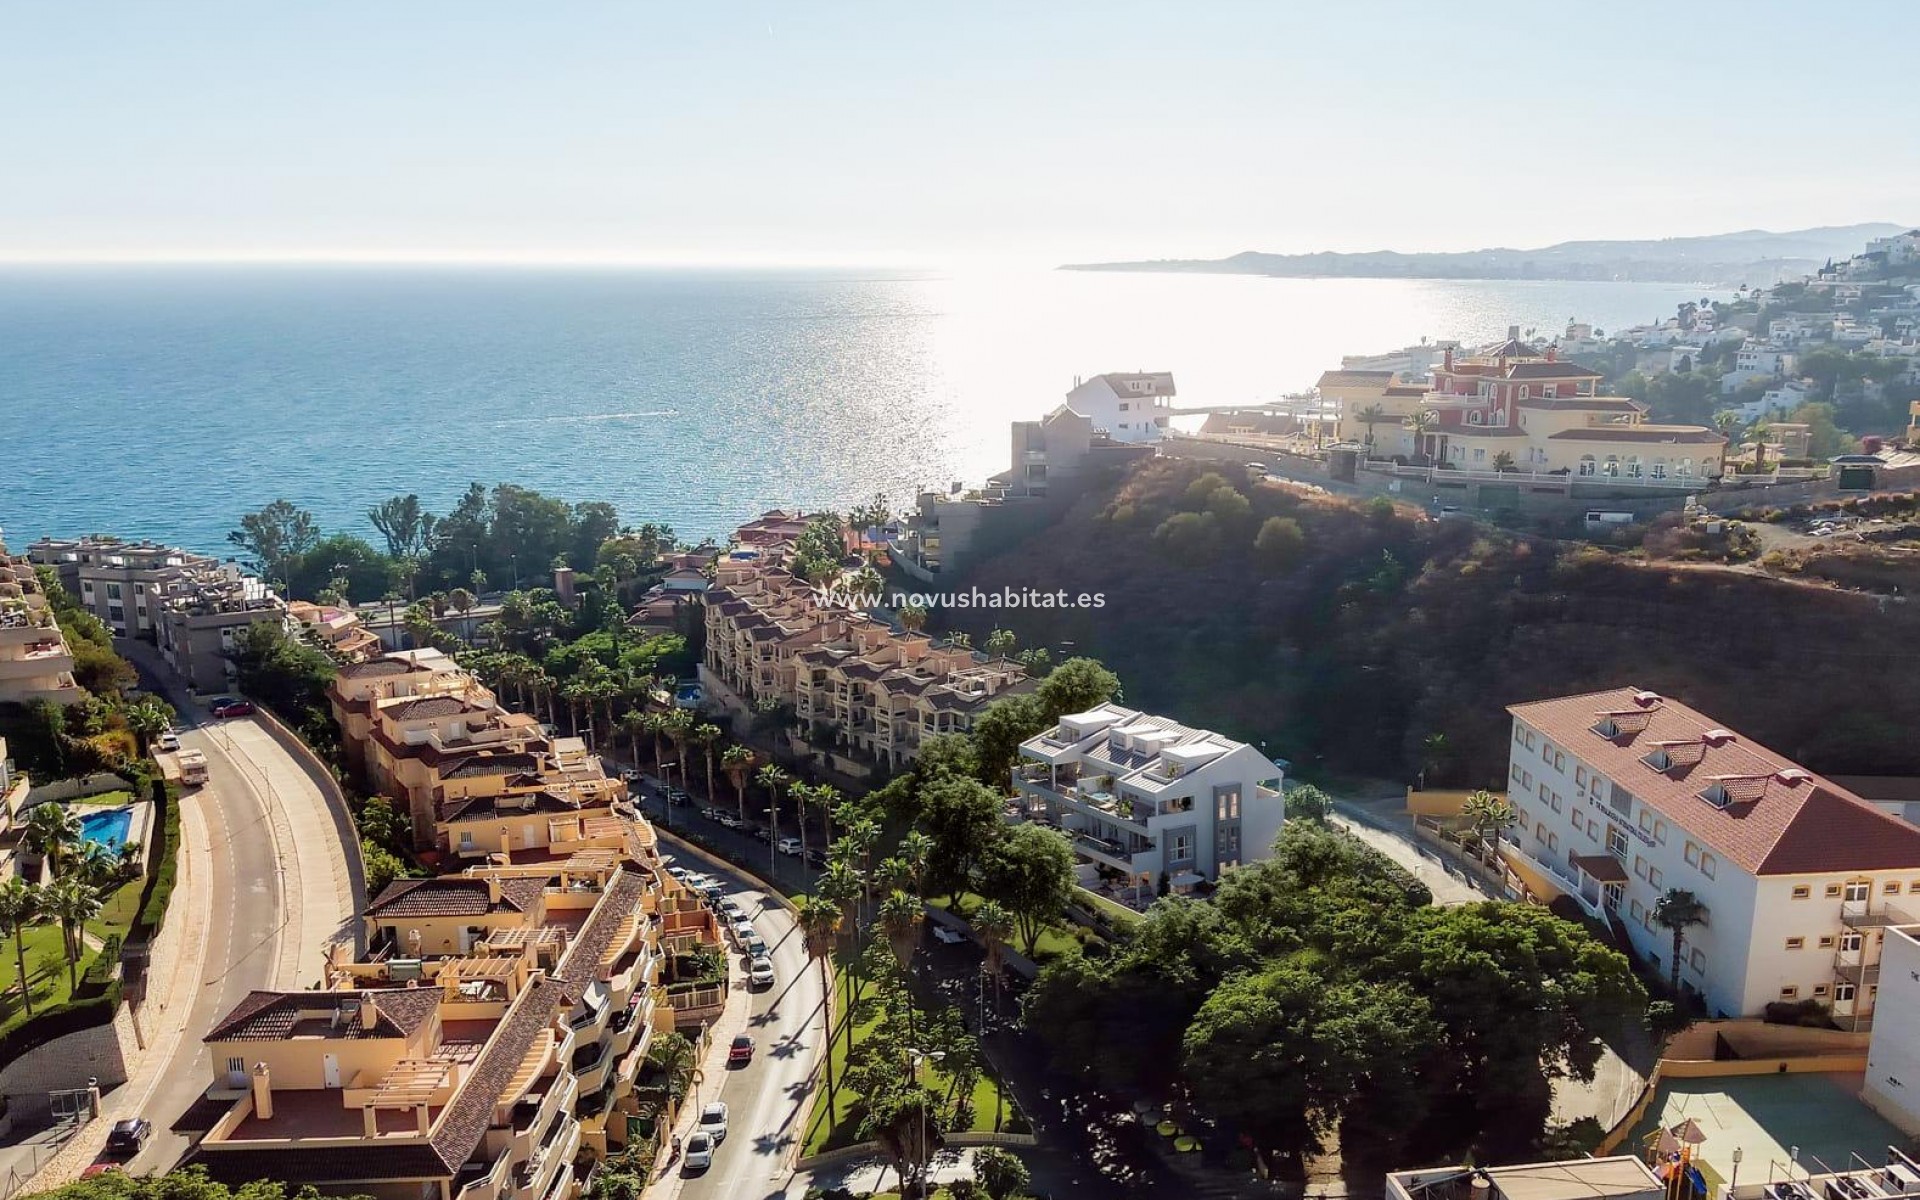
[1326,792,1492,906]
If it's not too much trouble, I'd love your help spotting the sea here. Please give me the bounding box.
[0,266,1721,553]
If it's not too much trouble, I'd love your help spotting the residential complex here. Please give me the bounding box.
[1503,687,1920,1024]
[290,600,384,664]
[194,837,713,1199]
[0,543,82,707]
[1328,337,1729,482]
[701,534,1031,769]
[26,534,289,691]
[1011,702,1286,903]
[326,648,618,850]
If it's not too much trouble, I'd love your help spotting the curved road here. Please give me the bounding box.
[654,837,826,1200]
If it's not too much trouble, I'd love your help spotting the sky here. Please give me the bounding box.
[3,1,1916,267]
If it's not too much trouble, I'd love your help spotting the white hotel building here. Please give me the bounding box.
[1504,687,1920,1025]
[1012,703,1286,898]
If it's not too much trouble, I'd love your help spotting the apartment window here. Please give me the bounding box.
[1521,770,1534,791]
[1648,865,1663,888]
[1841,932,1863,953]
[1785,937,1805,950]
[82,580,94,593]
[1575,766,1588,789]
[1549,790,1562,813]
[1813,984,1829,998]
[1690,948,1706,971]
[1551,749,1566,771]
[1524,730,1537,750]
[1684,841,1700,867]
[1700,853,1715,880]
[1825,884,1843,898]
[1792,885,1811,900]
[1834,983,1856,1003]
[1638,808,1654,834]
[1629,899,1645,922]
[1635,856,1648,881]
[1779,986,1799,1000]
[1512,764,1523,782]
[106,582,122,600]
[1607,824,1629,859]
[1818,935,1835,949]
[1514,726,1526,745]
[1844,880,1870,903]
[1547,832,1559,852]
[1888,882,1904,895]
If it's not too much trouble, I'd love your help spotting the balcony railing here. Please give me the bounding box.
[1841,898,1914,928]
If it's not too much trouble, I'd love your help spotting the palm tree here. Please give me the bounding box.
[24,803,84,879]
[794,894,845,1107]
[663,709,694,790]
[1652,889,1709,998]
[621,710,650,774]
[898,604,928,634]
[971,899,1014,1019]
[1419,732,1451,787]
[722,745,756,825]
[789,783,815,866]
[809,783,842,858]
[880,891,923,973]
[1404,408,1440,465]
[819,860,864,940]
[1461,789,1517,867]
[0,878,44,1015]
[897,830,934,898]
[757,764,789,846]
[44,877,102,989]
[446,587,477,641]
[844,818,881,916]
[692,723,722,801]
[1355,402,1387,452]
[644,711,671,769]
[125,698,173,757]
[645,1030,700,1116]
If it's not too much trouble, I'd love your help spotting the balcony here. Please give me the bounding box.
[1074,833,1156,872]
[1013,774,1150,836]
[1833,956,1881,988]
[454,1145,515,1200]
[513,1115,578,1200]
[1841,898,1914,928]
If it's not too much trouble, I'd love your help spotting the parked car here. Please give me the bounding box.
[208,697,254,718]
[727,1034,755,1065]
[715,813,743,829]
[777,837,802,857]
[701,807,726,823]
[105,1118,151,1157]
[748,956,775,989]
[667,789,692,807]
[805,847,828,869]
[731,919,756,944]
[155,730,181,752]
[698,1101,729,1144]
[719,897,743,919]
[745,934,768,958]
[751,826,774,844]
[684,1130,714,1171]
[667,866,692,883]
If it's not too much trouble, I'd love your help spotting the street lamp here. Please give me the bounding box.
[1730,1147,1743,1196]
[905,1047,946,1199]
[659,761,679,829]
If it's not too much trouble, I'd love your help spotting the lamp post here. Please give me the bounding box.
[905,1047,947,1199]
[1730,1147,1743,1197]
[659,761,679,829]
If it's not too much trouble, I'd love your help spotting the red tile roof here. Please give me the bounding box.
[1317,369,1397,389]
[205,988,441,1042]
[1509,687,1920,876]
[364,876,545,919]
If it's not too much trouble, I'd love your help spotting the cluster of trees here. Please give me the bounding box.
[0,568,168,780]
[21,1165,361,1200]
[1026,822,1645,1175]
[226,484,689,605]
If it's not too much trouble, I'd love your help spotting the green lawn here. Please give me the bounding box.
[929,892,1087,961]
[0,924,85,1030]
[1073,885,1144,930]
[803,964,1020,1157]
[88,877,144,942]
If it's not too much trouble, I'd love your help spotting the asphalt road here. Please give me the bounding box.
[123,709,294,1175]
[656,840,826,1200]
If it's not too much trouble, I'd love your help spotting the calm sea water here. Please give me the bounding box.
[0,267,1718,552]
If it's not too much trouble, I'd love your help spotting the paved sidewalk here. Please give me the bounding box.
[644,955,755,1200]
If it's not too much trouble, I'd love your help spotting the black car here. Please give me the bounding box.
[751,825,774,844]
[105,1118,151,1157]
[805,847,828,868]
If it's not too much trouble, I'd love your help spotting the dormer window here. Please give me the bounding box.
[1592,718,1620,739]
[1700,783,1731,808]
[1642,749,1672,772]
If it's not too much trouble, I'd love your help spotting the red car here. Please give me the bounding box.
[727,1035,755,1065]
[210,698,255,718]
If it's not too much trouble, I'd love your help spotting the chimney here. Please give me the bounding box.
[1443,347,1454,372]
[1545,344,1558,362]
[488,875,505,905]
[360,992,379,1032]
[1508,324,1520,340]
[252,1063,274,1120]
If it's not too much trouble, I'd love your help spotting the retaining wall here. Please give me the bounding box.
[0,1006,135,1118]
[23,774,130,806]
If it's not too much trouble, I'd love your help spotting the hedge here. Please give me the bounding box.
[0,954,123,1067]
[135,777,183,937]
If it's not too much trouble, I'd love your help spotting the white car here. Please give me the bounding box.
[749,956,775,988]
[777,837,802,857]
[684,1130,714,1171]
[698,1101,729,1144]
[156,731,181,753]
[731,919,756,944]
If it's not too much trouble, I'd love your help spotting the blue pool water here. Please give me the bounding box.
[79,808,133,852]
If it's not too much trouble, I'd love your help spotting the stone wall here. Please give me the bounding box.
[23,773,129,805]
[0,1006,136,1120]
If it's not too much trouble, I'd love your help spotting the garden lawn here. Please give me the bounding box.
[0,924,83,1034]
[929,891,1088,962]
[802,963,1019,1157]
[88,877,144,942]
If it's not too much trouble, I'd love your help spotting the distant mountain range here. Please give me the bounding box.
[1061,224,1910,287]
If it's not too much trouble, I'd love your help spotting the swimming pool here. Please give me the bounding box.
[79,807,134,852]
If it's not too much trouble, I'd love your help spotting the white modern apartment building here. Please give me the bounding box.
[1012,703,1285,898]
[28,535,218,638]
[1505,688,1920,1025]
[1864,923,1920,1136]
[1063,372,1176,444]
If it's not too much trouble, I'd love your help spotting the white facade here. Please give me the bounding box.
[1863,924,1920,1136]
[1504,689,1920,1023]
[1063,372,1175,444]
[1012,703,1285,896]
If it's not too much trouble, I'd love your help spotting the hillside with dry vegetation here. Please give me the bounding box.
[939,459,1920,787]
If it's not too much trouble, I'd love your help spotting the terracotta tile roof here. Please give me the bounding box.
[364,876,546,919]
[441,751,544,780]
[336,658,416,678]
[556,870,650,992]
[429,976,565,1174]
[1504,361,1603,379]
[205,988,441,1043]
[1546,426,1725,445]
[1509,687,1920,875]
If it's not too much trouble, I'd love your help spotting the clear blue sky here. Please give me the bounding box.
[3,0,1914,265]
